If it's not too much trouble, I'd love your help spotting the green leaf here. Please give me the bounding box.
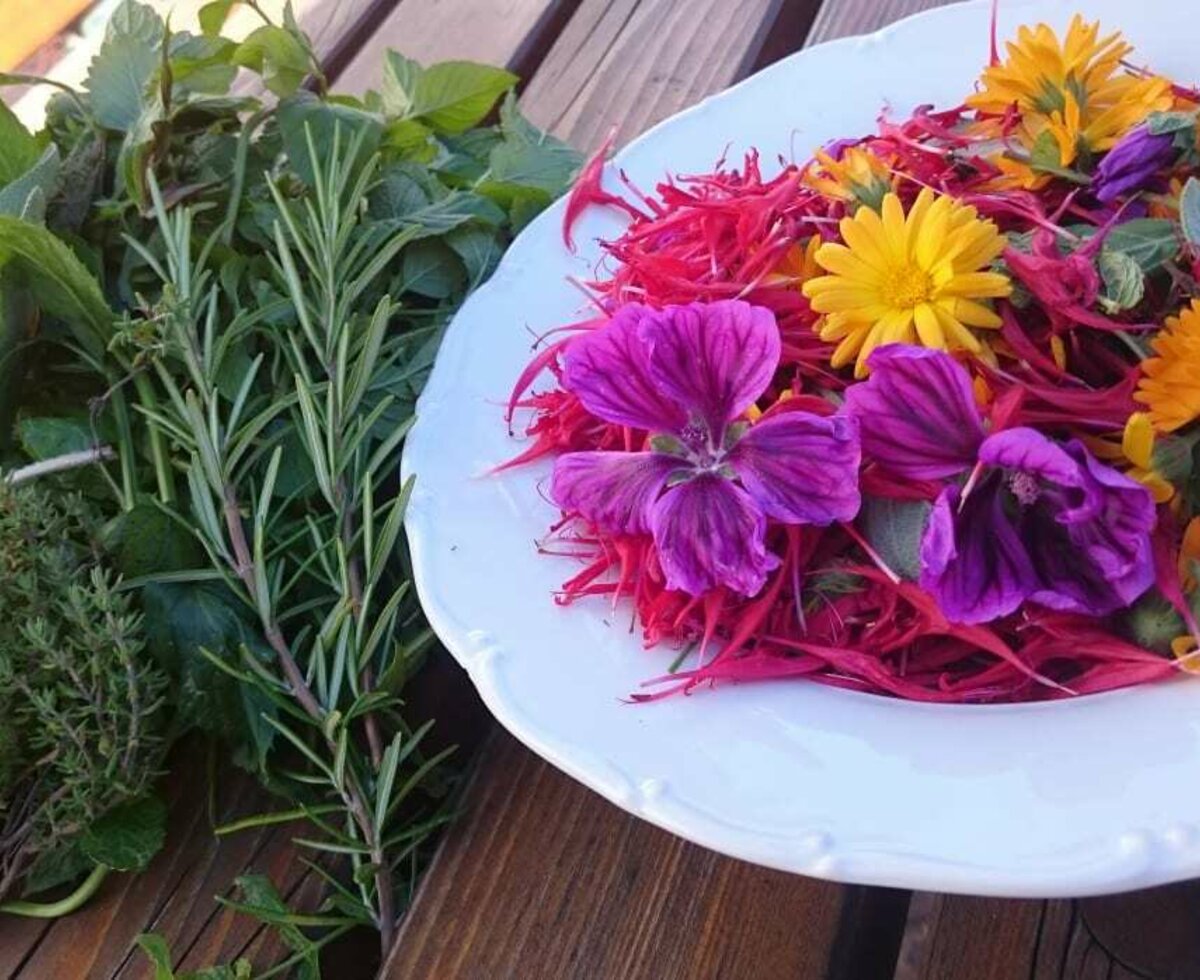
[1180,176,1200,247]
[233,876,320,978]
[1077,218,1180,273]
[85,0,164,131]
[80,795,167,871]
[104,501,204,577]
[1027,130,1088,183]
[198,0,237,36]
[1126,590,1184,654]
[382,117,435,161]
[1146,110,1197,136]
[141,580,278,766]
[136,934,178,980]
[1153,431,1196,485]
[445,225,502,287]
[0,144,61,221]
[380,52,516,133]
[0,101,39,184]
[277,93,383,185]
[0,215,113,357]
[0,264,34,448]
[860,496,930,581]
[398,239,465,298]
[17,415,94,459]
[1097,249,1144,312]
[480,104,581,202]
[232,25,310,98]
[168,32,238,94]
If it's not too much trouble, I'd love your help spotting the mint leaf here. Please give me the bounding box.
[137,934,178,980]
[381,52,516,133]
[1181,177,1200,247]
[278,93,383,184]
[198,0,237,35]
[445,226,502,287]
[168,32,237,94]
[232,25,309,97]
[860,496,931,581]
[104,501,203,577]
[81,795,167,871]
[1097,249,1144,312]
[18,415,95,459]
[0,215,112,357]
[85,0,164,131]
[398,239,465,298]
[0,101,39,184]
[1127,591,1185,654]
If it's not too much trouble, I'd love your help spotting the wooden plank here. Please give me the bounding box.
[383,729,907,979]
[334,0,578,95]
[0,746,317,979]
[519,0,808,153]
[806,0,948,43]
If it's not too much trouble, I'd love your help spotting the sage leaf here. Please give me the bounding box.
[0,101,39,184]
[1180,176,1200,247]
[860,496,931,581]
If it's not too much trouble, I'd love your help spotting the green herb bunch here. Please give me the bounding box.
[0,0,579,962]
[0,480,167,909]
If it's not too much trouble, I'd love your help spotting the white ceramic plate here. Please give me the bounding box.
[403,0,1200,897]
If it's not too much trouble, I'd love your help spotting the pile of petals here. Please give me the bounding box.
[504,14,1200,702]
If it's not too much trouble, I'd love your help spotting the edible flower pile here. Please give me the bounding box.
[506,15,1200,702]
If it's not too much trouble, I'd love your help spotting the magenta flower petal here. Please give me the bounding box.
[1020,441,1156,615]
[562,305,687,433]
[977,427,1081,487]
[642,300,780,443]
[919,481,1034,624]
[727,412,862,524]
[550,451,679,535]
[651,473,780,596]
[844,344,985,480]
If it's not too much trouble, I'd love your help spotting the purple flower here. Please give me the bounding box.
[845,345,1156,624]
[1092,125,1177,203]
[550,300,862,597]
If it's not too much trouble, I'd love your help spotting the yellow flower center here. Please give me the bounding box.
[883,265,932,309]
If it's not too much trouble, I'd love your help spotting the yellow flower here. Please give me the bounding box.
[801,189,1012,376]
[767,236,821,287]
[1121,412,1175,503]
[803,145,893,209]
[968,16,1172,171]
[1135,299,1200,432]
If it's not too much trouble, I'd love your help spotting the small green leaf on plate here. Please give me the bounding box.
[1180,176,1200,246]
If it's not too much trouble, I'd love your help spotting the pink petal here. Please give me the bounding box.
[561,305,687,433]
[642,300,780,442]
[844,344,984,480]
[651,473,779,597]
[550,451,678,534]
[727,412,861,524]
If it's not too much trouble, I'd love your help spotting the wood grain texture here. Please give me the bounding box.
[519,0,799,152]
[0,746,316,979]
[334,0,577,95]
[895,886,1200,980]
[806,0,949,44]
[383,729,906,980]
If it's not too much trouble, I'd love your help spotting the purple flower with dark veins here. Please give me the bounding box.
[550,300,862,597]
[844,345,1156,624]
[1092,124,1177,203]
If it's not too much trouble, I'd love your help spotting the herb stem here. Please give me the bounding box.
[4,447,115,486]
[0,864,109,918]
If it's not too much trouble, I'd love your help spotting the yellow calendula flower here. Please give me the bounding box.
[802,145,893,209]
[1135,299,1200,432]
[1121,412,1175,503]
[968,15,1172,172]
[801,189,1012,377]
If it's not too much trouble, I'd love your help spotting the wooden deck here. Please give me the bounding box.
[3,0,1200,977]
